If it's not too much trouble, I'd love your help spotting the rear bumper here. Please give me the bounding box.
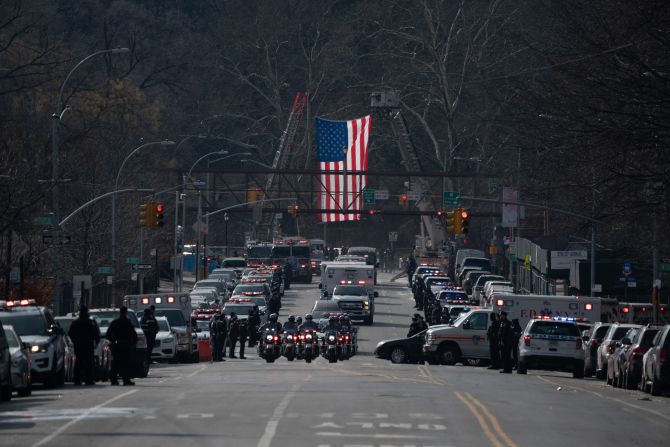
[520,355,582,372]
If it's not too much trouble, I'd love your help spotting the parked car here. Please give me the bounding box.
[0,320,12,401]
[595,323,641,379]
[375,330,427,364]
[4,325,31,397]
[583,322,611,377]
[617,325,661,389]
[608,327,640,386]
[641,324,670,396]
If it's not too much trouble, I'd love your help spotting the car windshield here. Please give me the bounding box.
[529,322,580,337]
[223,259,247,267]
[196,320,210,331]
[439,291,467,301]
[463,259,490,269]
[247,296,267,306]
[157,319,170,332]
[247,246,272,258]
[223,304,254,315]
[0,314,48,336]
[5,329,19,347]
[91,311,140,329]
[427,279,451,287]
[272,246,310,258]
[333,286,367,296]
[152,310,186,327]
[212,272,236,280]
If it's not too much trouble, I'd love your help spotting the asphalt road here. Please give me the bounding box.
[1,272,669,447]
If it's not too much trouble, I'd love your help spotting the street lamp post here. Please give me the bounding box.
[50,47,129,315]
[111,140,175,302]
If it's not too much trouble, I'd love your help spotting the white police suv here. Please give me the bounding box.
[0,299,67,387]
[517,316,585,378]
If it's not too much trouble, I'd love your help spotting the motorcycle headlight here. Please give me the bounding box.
[306,334,313,341]
[266,335,274,341]
[328,335,335,342]
[287,335,293,341]
[30,344,49,353]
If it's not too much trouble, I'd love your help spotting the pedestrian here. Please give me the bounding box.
[210,314,227,361]
[238,318,248,359]
[487,313,500,369]
[140,308,159,366]
[68,305,100,386]
[429,301,442,325]
[106,306,138,386]
[406,254,417,288]
[511,319,523,369]
[498,311,514,373]
[228,313,240,358]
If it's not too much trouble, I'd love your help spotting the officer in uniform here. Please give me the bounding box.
[238,318,248,359]
[498,311,514,373]
[68,305,100,385]
[228,312,240,358]
[106,306,138,386]
[210,314,227,362]
[283,315,298,332]
[247,307,261,347]
[140,308,159,366]
[407,314,423,337]
[487,313,500,369]
[259,313,282,334]
[298,314,319,331]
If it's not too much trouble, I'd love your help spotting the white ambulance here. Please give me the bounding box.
[319,261,375,297]
[123,293,198,363]
[490,294,606,328]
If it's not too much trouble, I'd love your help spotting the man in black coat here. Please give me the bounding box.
[140,308,159,366]
[227,313,240,358]
[106,306,138,386]
[68,305,100,385]
[238,318,248,359]
[247,307,261,347]
[498,311,515,373]
[210,314,227,362]
[487,313,501,370]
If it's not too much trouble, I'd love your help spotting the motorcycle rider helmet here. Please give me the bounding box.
[269,313,278,322]
[296,317,303,325]
[288,315,296,323]
[328,316,337,324]
[338,315,347,323]
[305,314,313,321]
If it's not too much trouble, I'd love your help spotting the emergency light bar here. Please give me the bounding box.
[0,298,37,308]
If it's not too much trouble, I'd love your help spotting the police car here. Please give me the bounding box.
[0,299,67,387]
[517,316,585,378]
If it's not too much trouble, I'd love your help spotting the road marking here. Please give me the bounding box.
[465,392,518,447]
[30,389,137,447]
[176,413,214,419]
[453,391,504,447]
[256,384,300,447]
[534,375,670,422]
[187,365,207,377]
[316,432,432,439]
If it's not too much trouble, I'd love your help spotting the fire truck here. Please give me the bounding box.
[271,237,312,283]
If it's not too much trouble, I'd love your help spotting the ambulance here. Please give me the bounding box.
[319,261,375,298]
[123,293,199,363]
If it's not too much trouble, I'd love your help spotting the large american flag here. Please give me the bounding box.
[316,115,372,222]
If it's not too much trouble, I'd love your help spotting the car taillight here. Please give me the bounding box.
[576,338,582,350]
[607,344,615,354]
[632,347,646,357]
[591,339,600,347]
[523,335,531,346]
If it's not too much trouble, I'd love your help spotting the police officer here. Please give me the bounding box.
[283,315,298,332]
[247,307,261,347]
[259,313,282,335]
[407,314,423,337]
[498,311,514,373]
[210,314,227,362]
[296,316,303,327]
[68,305,100,386]
[511,319,523,369]
[268,294,281,315]
[406,254,417,288]
[324,315,340,332]
[228,313,240,358]
[106,306,138,386]
[487,313,500,370]
[298,314,319,331]
[427,301,441,326]
[238,318,248,359]
[140,308,159,366]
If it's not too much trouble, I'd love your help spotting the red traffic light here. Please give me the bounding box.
[460,210,469,219]
[368,209,377,215]
[155,203,165,213]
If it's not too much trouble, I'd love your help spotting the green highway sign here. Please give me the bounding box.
[443,191,460,206]
[33,216,54,226]
[363,189,376,204]
[126,257,141,264]
[660,263,670,272]
[97,266,113,274]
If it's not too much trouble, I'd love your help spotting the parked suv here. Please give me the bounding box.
[596,323,641,379]
[517,317,584,378]
[0,299,66,387]
[583,322,611,377]
[617,325,661,389]
[641,324,670,396]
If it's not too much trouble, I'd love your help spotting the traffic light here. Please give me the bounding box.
[454,208,470,234]
[399,193,408,206]
[154,202,165,227]
[288,204,300,216]
[445,210,456,233]
[139,202,149,227]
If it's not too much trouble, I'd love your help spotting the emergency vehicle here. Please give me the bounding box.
[617,302,670,324]
[271,237,312,283]
[423,307,492,365]
[123,293,198,363]
[490,294,616,328]
[319,261,375,297]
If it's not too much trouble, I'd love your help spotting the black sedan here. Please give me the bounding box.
[374,330,427,364]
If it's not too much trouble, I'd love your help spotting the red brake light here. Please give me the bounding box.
[632,347,646,357]
[622,307,629,313]
[523,335,531,346]
[607,345,615,354]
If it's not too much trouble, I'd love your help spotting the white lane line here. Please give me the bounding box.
[30,389,137,447]
[256,384,300,447]
[187,365,207,377]
[316,432,432,439]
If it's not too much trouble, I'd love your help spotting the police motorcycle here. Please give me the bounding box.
[297,314,319,363]
[321,316,341,364]
[258,314,282,363]
[337,316,357,360]
[282,330,298,361]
